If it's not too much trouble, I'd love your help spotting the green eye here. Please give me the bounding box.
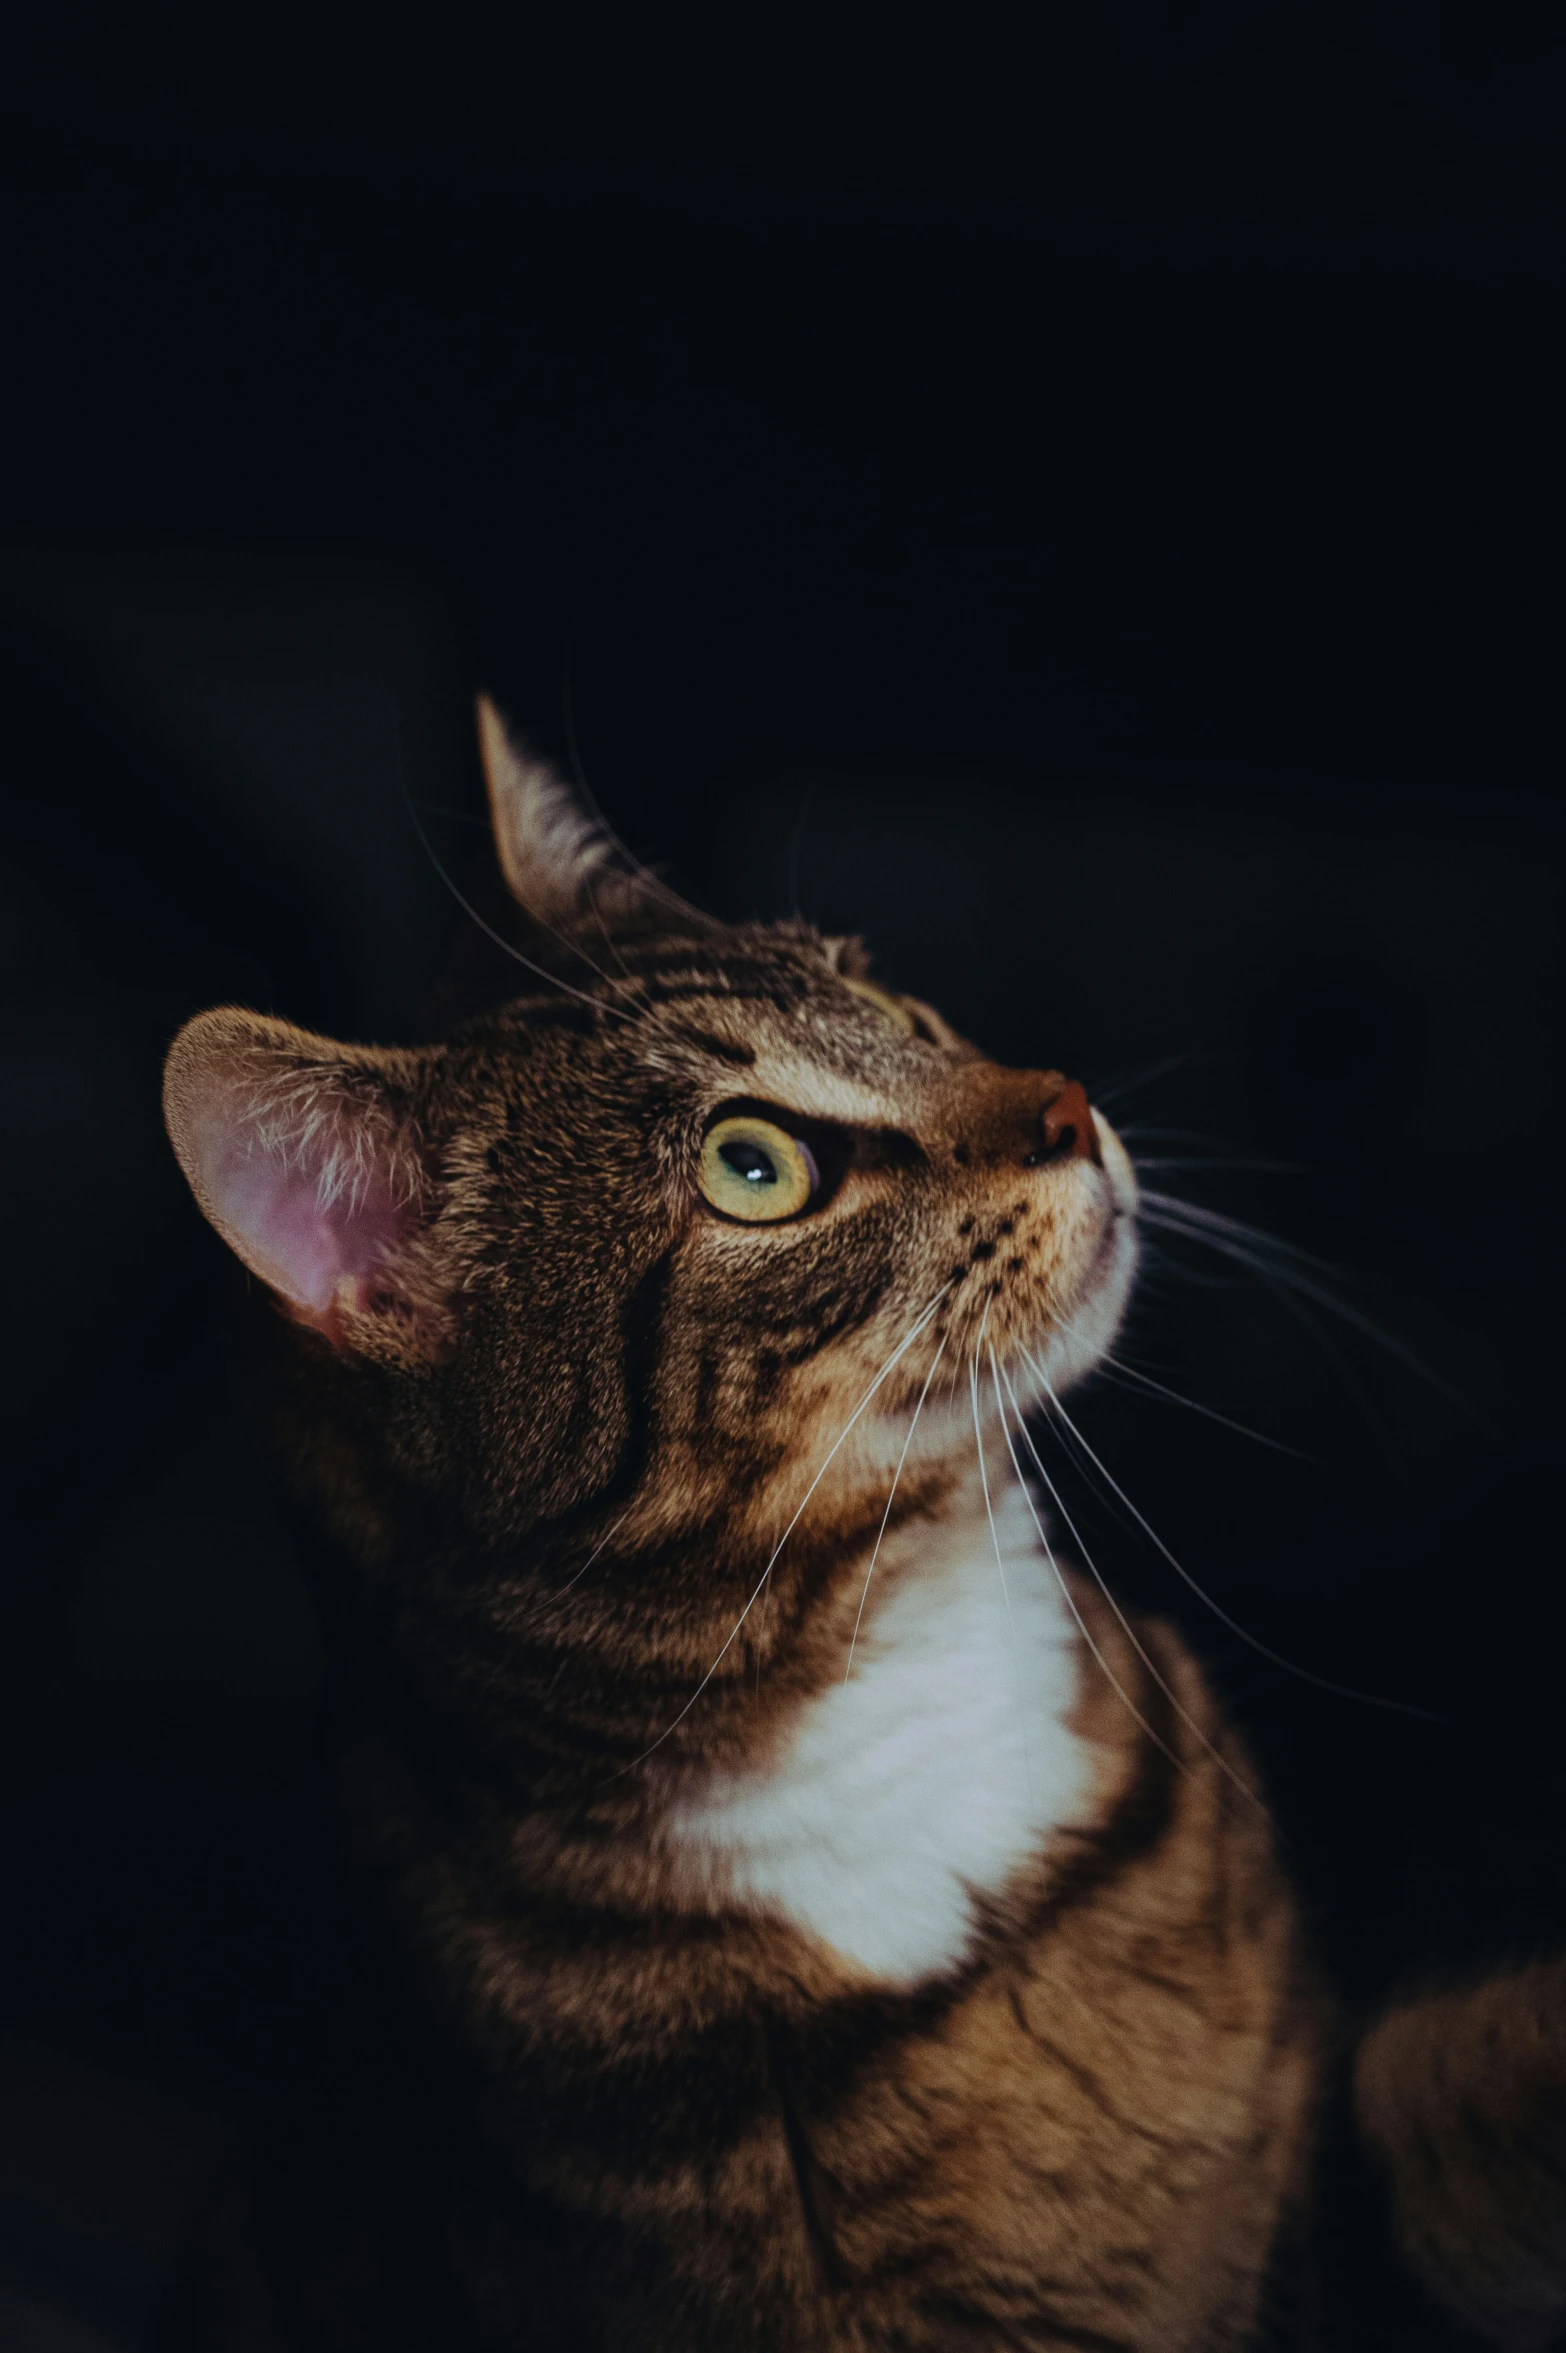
[841,977,917,1035]
[698,1116,820,1224]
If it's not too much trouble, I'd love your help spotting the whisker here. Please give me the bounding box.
[1131,1157,1303,1175]
[613,1285,953,1776]
[1138,1190,1477,1421]
[398,693,648,1004]
[585,877,637,983]
[1100,1247,1394,1460]
[970,1301,1033,1804]
[1133,1247,1254,1295]
[1116,1124,1232,1146]
[544,1514,630,1604]
[995,1352,1262,1809]
[1035,1285,1310,1463]
[1087,1053,1198,1113]
[392,726,637,1024]
[1097,1356,1313,1459]
[1138,1191,1338,1271]
[844,1332,948,1685]
[1023,1350,1439,1722]
[1243,1270,1404,1456]
[1019,1339,1172,1551]
[988,1354,1183,1772]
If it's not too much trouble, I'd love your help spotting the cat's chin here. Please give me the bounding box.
[1016,1113,1140,1399]
[1029,1207,1139,1397]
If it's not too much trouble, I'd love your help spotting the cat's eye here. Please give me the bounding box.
[842,977,917,1036]
[698,1115,821,1224]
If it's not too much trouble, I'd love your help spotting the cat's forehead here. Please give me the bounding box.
[639,987,911,1123]
[619,925,942,1110]
[475,921,948,1122]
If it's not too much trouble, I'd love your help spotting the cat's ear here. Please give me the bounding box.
[163,1009,434,1340]
[476,694,677,935]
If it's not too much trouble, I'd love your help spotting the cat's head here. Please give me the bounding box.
[163,704,1137,1739]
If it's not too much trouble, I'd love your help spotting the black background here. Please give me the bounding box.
[2,11,1563,2347]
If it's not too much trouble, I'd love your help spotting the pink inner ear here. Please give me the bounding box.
[198,1115,404,1316]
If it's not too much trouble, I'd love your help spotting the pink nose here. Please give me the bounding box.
[1030,1078,1099,1168]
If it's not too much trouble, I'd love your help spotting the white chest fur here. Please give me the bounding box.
[665,1483,1093,1989]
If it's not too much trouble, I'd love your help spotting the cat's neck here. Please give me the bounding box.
[661,1475,1096,1988]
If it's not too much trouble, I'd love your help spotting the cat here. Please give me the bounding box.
[158,700,1566,2351]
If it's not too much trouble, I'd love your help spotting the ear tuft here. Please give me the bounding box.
[164,1010,427,1330]
[476,694,675,935]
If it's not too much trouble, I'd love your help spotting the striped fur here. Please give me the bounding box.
[159,724,1331,2348]
[1357,1961,1566,2350]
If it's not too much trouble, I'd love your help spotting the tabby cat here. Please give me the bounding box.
[159,702,1566,2350]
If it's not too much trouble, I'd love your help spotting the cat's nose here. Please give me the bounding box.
[1028,1078,1100,1168]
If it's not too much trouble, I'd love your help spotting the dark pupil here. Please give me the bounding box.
[719,1139,778,1188]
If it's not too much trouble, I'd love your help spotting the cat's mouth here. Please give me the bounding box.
[940,1104,1138,1397]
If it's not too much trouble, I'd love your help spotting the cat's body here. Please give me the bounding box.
[157,704,1563,2349]
[334,1481,1315,2352]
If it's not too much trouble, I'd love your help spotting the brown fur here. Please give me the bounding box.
[161,709,1329,2348]
[336,1589,1317,2352]
[1356,1960,1566,2350]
